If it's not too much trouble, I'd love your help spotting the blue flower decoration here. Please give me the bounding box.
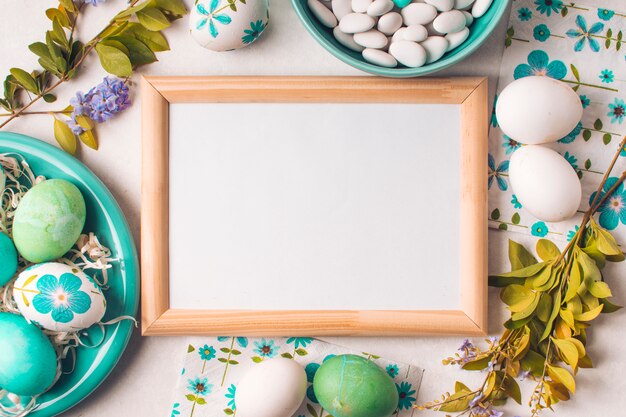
[242,20,266,44]
[502,135,521,155]
[518,7,532,21]
[534,0,563,16]
[386,364,399,378]
[217,336,249,347]
[199,344,216,360]
[305,363,320,382]
[488,154,509,191]
[600,69,614,83]
[187,377,212,396]
[580,95,590,108]
[196,0,232,38]
[287,337,313,349]
[566,15,604,52]
[608,98,625,124]
[531,221,549,237]
[558,122,582,144]
[514,50,566,80]
[170,403,180,417]
[511,194,522,209]
[32,273,91,323]
[396,381,417,410]
[533,24,551,42]
[253,338,279,358]
[563,151,578,170]
[225,384,236,409]
[590,177,626,230]
[567,225,579,241]
[598,8,614,21]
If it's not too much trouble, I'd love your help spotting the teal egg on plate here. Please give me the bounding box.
[0,232,18,286]
[0,312,58,396]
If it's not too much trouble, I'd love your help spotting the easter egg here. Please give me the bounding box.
[13,263,107,332]
[235,358,307,417]
[313,354,398,417]
[12,179,86,263]
[0,312,58,396]
[509,145,582,222]
[0,232,18,287]
[496,76,583,145]
[189,0,269,52]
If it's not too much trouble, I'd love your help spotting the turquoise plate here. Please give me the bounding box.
[0,132,139,417]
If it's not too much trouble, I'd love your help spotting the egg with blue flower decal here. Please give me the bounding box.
[12,262,106,332]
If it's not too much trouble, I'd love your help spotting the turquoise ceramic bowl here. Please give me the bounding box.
[0,132,139,416]
[292,0,509,77]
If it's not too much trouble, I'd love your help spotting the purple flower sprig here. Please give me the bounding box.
[67,77,130,134]
[83,0,107,6]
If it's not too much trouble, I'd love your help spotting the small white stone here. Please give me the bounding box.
[332,0,353,20]
[391,27,408,42]
[403,24,428,41]
[377,12,403,35]
[453,0,474,9]
[433,10,466,33]
[352,0,373,13]
[339,13,377,33]
[471,0,493,18]
[389,40,427,67]
[333,26,365,51]
[367,0,394,16]
[424,0,453,12]
[401,3,438,26]
[461,10,474,25]
[309,0,338,28]
[425,21,444,35]
[353,29,389,48]
[445,26,469,50]
[420,36,449,63]
[362,48,398,66]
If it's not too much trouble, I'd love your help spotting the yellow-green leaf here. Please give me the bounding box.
[537,292,552,322]
[123,23,170,52]
[54,118,77,154]
[565,261,582,302]
[559,309,576,329]
[137,7,171,31]
[509,239,537,270]
[75,115,94,130]
[502,375,522,404]
[552,338,579,369]
[574,304,604,322]
[95,44,132,77]
[155,0,187,15]
[501,285,536,312]
[79,129,99,150]
[547,365,576,393]
[577,249,601,282]
[588,281,612,299]
[9,68,39,93]
[537,239,560,261]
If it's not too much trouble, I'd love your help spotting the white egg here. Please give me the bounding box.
[509,146,582,223]
[13,262,107,332]
[235,358,307,417]
[496,76,583,145]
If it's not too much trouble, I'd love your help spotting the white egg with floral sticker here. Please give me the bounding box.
[190,0,270,51]
[12,262,106,332]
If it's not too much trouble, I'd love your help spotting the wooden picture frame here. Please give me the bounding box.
[141,76,488,336]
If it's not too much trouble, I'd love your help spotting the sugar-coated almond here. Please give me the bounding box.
[389,40,427,67]
[362,48,398,66]
[339,13,376,33]
[309,0,338,28]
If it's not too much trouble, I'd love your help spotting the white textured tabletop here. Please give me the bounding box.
[1,1,624,416]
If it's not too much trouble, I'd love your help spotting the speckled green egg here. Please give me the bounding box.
[0,312,58,396]
[313,354,399,417]
[12,179,86,263]
[0,232,18,287]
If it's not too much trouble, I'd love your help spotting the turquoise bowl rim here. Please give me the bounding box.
[0,132,139,417]
[291,0,510,78]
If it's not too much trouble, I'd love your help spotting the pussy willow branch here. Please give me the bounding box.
[0,0,141,129]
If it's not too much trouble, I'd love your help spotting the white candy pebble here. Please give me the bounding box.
[424,0,453,12]
[309,0,338,28]
[339,13,376,33]
[403,24,428,41]
[332,0,353,20]
[362,48,397,66]
[367,0,394,16]
[389,41,427,67]
[453,0,475,9]
[391,27,408,42]
[377,12,403,35]
[471,0,493,18]
[421,36,448,63]
[433,10,466,33]
[353,29,388,48]
[425,21,444,35]
[445,26,469,50]
[462,10,474,25]
[333,26,365,51]
[352,0,373,13]
[401,3,438,26]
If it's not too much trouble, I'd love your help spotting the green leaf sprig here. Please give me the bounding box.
[418,136,626,417]
[0,0,187,152]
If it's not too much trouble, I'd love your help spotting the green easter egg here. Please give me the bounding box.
[0,312,58,396]
[13,179,86,263]
[393,0,411,8]
[0,232,18,287]
[313,354,399,417]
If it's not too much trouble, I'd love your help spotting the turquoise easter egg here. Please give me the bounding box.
[0,232,18,287]
[313,354,398,417]
[12,179,86,263]
[0,164,6,192]
[0,312,58,396]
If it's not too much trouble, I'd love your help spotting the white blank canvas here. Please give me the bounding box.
[169,103,461,310]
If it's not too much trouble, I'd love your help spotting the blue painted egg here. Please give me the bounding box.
[0,312,58,396]
[0,232,18,287]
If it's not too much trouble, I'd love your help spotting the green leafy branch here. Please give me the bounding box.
[419,136,626,416]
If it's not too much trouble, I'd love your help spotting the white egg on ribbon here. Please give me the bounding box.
[12,262,106,332]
